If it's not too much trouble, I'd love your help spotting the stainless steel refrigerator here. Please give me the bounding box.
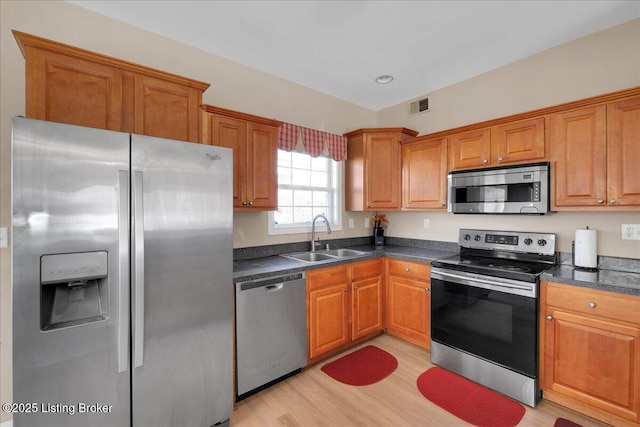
[11,117,233,427]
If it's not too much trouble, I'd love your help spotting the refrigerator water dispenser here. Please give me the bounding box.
[40,251,109,331]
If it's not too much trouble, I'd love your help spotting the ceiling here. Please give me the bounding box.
[68,1,640,111]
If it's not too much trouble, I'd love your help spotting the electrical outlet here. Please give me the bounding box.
[364,217,370,228]
[621,224,640,240]
[348,218,354,229]
[423,219,430,230]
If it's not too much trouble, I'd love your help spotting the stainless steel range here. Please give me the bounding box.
[430,229,557,406]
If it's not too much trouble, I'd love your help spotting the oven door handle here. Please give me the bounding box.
[431,268,536,297]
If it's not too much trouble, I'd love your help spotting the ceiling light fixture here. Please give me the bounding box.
[375,75,394,84]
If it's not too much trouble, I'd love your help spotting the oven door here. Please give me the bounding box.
[430,267,538,378]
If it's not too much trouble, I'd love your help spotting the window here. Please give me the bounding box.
[268,149,342,235]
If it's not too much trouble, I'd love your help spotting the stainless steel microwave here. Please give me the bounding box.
[448,162,551,214]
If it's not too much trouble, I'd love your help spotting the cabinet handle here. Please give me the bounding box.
[440,203,446,207]
[424,287,429,292]
[353,286,359,291]
[596,199,604,205]
[482,159,488,164]
[248,201,253,206]
[497,157,504,161]
[405,267,411,272]
[344,288,349,293]
[588,302,597,308]
[609,199,616,205]
[242,201,248,206]
[546,315,553,321]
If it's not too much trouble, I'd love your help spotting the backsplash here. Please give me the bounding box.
[235,236,640,274]
[234,237,455,261]
[559,252,640,273]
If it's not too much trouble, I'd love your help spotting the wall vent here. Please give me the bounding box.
[409,97,430,115]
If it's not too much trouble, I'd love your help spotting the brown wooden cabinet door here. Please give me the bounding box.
[607,96,640,207]
[26,47,123,131]
[308,283,350,360]
[203,110,279,210]
[246,122,278,210]
[364,133,401,210]
[352,276,383,340]
[207,114,247,208]
[449,128,491,170]
[402,138,448,210]
[542,309,640,423]
[551,105,607,208]
[494,117,546,165]
[386,274,430,349]
[133,75,201,143]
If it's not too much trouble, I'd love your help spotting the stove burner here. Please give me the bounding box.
[495,265,532,273]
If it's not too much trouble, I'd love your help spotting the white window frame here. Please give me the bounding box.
[268,150,343,235]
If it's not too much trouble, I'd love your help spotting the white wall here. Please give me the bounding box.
[376,18,640,258]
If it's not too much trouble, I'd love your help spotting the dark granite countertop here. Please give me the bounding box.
[233,244,455,283]
[541,265,640,297]
[233,239,640,298]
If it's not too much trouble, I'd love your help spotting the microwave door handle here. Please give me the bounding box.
[132,170,145,369]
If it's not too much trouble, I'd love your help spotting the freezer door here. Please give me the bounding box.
[11,117,130,427]
[131,135,233,427]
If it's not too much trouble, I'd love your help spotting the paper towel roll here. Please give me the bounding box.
[575,228,598,269]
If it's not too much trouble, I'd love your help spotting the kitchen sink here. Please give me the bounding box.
[280,248,368,263]
[281,252,336,263]
[321,249,367,258]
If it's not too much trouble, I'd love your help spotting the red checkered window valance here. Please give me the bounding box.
[278,122,347,161]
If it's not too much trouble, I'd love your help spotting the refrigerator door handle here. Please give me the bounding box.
[132,170,145,368]
[117,170,130,373]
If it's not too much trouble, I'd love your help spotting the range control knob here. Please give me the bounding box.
[463,234,471,241]
[474,235,481,242]
[537,239,547,247]
[524,238,533,246]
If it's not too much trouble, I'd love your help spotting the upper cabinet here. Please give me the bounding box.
[345,128,418,211]
[552,95,640,210]
[401,137,448,210]
[449,117,546,170]
[14,30,209,143]
[202,105,281,210]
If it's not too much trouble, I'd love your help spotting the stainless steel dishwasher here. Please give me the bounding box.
[235,272,307,400]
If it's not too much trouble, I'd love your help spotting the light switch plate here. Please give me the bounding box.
[0,227,8,248]
[348,218,354,228]
[423,219,430,229]
[365,218,370,228]
[621,224,640,240]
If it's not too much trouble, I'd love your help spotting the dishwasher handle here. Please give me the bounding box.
[238,272,305,292]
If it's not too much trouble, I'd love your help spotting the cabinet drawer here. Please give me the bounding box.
[307,265,349,290]
[387,259,430,281]
[352,259,383,281]
[545,283,640,326]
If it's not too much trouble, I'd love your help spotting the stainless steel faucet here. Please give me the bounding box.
[311,214,332,252]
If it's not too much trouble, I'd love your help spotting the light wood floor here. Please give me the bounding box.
[230,334,608,427]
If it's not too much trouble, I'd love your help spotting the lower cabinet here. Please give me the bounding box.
[385,259,431,349]
[307,259,383,362]
[540,281,640,426]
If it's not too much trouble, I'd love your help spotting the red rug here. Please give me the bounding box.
[321,345,398,386]
[554,418,583,427]
[417,367,526,427]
